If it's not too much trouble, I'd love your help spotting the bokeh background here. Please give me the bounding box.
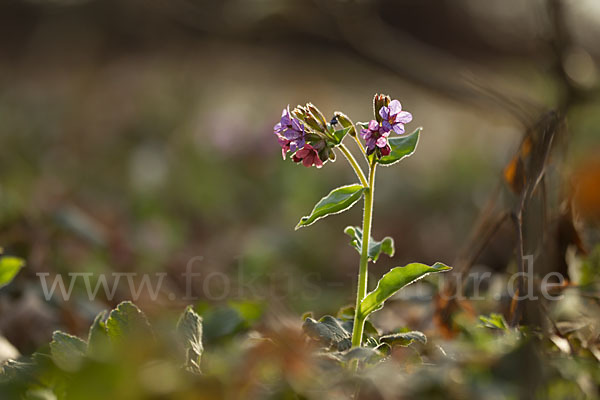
[1,0,600,356]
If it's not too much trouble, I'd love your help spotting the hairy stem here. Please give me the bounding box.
[338,144,368,187]
[351,157,377,349]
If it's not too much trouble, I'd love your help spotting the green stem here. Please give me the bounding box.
[351,157,377,349]
[338,144,368,187]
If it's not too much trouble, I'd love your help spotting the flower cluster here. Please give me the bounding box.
[273,103,337,168]
[274,107,306,159]
[273,94,413,166]
[360,95,412,156]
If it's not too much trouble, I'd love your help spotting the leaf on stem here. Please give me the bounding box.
[296,184,366,229]
[359,262,451,319]
[377,128,421,166]
[344,226,394,263]
[332,126,352,144]
[0,256,25,288]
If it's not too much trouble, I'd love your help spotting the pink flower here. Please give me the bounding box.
[360,120,391,156]
[379,100,412,135]
[292,144,324,168]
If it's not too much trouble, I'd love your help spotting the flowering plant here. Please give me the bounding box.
[273,94,451,364]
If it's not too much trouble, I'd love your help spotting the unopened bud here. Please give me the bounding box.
[306,103,327,130]
[292,106,307,120]
[333,111,356,137]
[373,94,391,123]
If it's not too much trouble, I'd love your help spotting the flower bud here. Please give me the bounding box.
[333,111,356,137]
[373,94,391,123]
[292,106,307,120]
[293,105,326,134]
[306,103,327,130]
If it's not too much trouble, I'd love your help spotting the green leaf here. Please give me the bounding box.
[344,226,395,263]
[0,256,25,288]
[296,184,366,229]
[341,346,386,364]
[356,121,370,131]
[105,301,153,343]
[379,331,427,347]
[359,262,451,319]
[332,126,352,144]
[87,310,111,359]
[478,313,509,330]
[302,316,351,351]
[49,331,87,372]
[176,306,204,374]
[377,127,421,166]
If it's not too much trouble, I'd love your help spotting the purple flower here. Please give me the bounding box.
[379,100,412,135]
[274,106,306,159]
[292,144,324,168]
[360,120,391,156]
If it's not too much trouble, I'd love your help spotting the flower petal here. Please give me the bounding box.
[392,124,405,135]
[376,136,388,148]
[388,100,402,115]
[395,111,412,124]
[314,155,323,168]
[378,106,389,120]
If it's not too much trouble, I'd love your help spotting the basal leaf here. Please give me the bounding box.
[359,262,451,319]
[50,331,87,372]
[176,306,204,374]
[377,128,421,166]
[0,256,25,288]
[87,310,111,359]
[341,346,386,364]
[296,185,366,229]
[302,316,351,351]
[105,301,153,343]
[379,331,427,347]
[344,226,395,262]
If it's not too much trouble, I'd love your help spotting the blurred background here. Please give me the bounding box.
[1,0,600,356]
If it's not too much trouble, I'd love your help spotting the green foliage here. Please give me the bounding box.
[359,262,451,319]
[344,226,394,262]
[87,311,110,359]
[377,128,421,166]
[0,255,25,289]
[1,302,206,399]
[332,126,352,144]
[49,331,87,372]
[479,313,509,330]
[379,331,427,347]
[198,301,264,344]
[302,316,351,351]
[296,184,365,229]
[105,301,153,343]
